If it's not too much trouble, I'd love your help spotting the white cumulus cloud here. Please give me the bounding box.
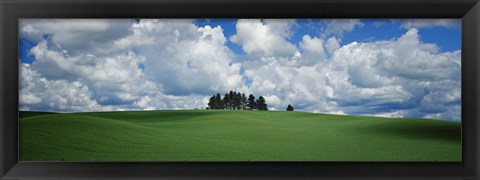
[230,19,298,58]
[401,19,460,29]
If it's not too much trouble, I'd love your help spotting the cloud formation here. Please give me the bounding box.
[320,19,364,37]
[401,19,460,29]
[19,19,461,121]
[230,19,298,58]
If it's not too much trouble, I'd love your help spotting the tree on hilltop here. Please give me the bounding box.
[207,91,268,111]
[286,104,294,111]
[247,94,256,110]
[257,96,268,111]
[241,93,247,110]
[215,93,222,109]
[208,95,215,109]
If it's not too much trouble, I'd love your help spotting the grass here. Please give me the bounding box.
[19,110,461,161]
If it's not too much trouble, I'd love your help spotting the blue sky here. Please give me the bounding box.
[20,19,462,64]
[19,19,461,121]
[190,19,461,55]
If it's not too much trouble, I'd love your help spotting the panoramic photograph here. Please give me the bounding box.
[19,19,461,161]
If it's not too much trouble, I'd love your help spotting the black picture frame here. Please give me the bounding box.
[1,0,479,179]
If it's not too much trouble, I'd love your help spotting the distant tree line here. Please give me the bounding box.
[207,91,268,111]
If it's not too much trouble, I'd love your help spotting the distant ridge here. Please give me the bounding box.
[19,111,59,118]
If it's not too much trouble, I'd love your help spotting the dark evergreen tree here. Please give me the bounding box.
[286,104,294,111]
[234,91,241,110]
[228,91,234,109]
[231,91,237,110]
[241,93,247,110]
[224,93,230,109]
[247,94,256,110]
[215,93,222,109]
[257,96,268,110]
[207,95,215,109]
[232,91,237,110]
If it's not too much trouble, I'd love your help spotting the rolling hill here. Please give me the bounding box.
[19,110,461,161]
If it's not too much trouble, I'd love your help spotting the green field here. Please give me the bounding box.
[19,110,461,161]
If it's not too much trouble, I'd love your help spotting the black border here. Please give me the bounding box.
[1,0,479,179]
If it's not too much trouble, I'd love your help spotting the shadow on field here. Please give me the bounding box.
[19,111,59,118]
[366,121,461,142]
[83,110,222,122]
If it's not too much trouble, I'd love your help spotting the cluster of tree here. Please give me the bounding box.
[286,104,294,111]
[207,91,268,110]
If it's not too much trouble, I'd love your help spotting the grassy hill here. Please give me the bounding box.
[19,110,461,161]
